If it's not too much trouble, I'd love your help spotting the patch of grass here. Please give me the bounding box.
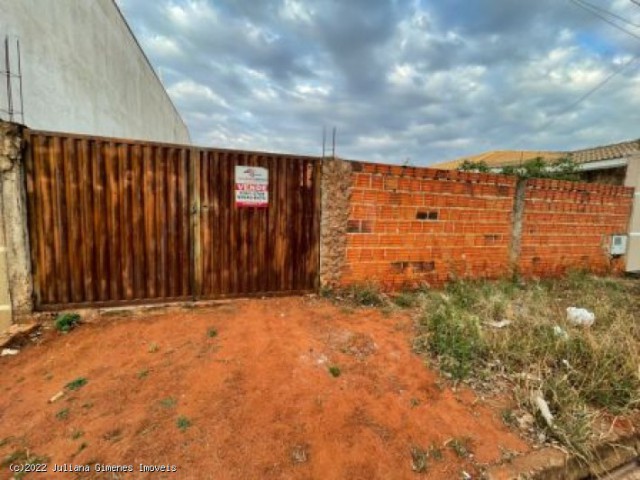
[393,291,418,309]
[344,283,386,307]
[65,377,88,391]
[501,409,516,426]
[71,429,84,440]
[207,327,218,338]
[55,312,80,332]
[1,450,49,479]
[412,275,640,458]
[176,415,191,432]
[410,446,429,473]
[56,408,70,420]
[148,342,160,353]
[449,437,472,458]
[137,369,149,379]
[160,397,177,409]
[328,365,341,378]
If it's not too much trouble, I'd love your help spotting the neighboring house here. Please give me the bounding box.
[434,140,640,274]
[0,0,190,144]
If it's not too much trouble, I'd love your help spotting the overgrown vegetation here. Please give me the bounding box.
[55,313,80,333]
[458,156,581,181]
[411,273,640,458]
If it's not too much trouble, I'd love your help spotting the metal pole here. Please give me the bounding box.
[332,126,336,159]
[17,38,24,124]
[4,36,14,122]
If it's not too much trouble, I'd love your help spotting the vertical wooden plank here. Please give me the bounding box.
[106,142,122,300]
[48,136,65,303]
[191,148,202,298]
[143,145,157,299]
[178,148,190,297]
[131,144,145,299]
[155,146,167,298]
[202,151,212,295]
[78,139,96,302]
[62,138,84,302]
[119,144,134,300]
[166,148,178,297]
[209,151,221,295]
[93,141,109,301]
[23,132,42,307]
[220,151,232,294]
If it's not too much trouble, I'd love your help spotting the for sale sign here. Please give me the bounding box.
[235,166,269,207]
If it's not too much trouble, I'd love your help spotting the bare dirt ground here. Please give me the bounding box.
[0,297,529,479]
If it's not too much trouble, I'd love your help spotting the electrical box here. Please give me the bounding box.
[611,235,628,256]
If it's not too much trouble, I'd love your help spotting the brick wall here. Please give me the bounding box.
[336,161,517,289]
[519,179,634,277]
[321,159,635,290]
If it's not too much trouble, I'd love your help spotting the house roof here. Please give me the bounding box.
[434,139,640,170]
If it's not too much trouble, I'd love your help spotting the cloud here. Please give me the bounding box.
[116,0,640,165]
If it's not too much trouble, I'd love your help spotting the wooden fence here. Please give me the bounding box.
[24,130,321,309]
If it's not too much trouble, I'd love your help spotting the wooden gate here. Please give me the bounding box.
[24,130,321,309]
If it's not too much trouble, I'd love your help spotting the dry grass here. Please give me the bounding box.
[409,272,640,459]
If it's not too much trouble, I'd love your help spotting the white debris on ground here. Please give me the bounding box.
[531,390,554,428]
[553,325,569,340]
[483,320,512,329]
[1,348,19,356]
[566,307,595,327]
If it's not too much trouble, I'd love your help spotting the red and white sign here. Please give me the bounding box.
[235,166,269,207]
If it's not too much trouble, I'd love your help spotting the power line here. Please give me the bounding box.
[575,0,640,28]
[570,0,640,41]
[506,52,640,149]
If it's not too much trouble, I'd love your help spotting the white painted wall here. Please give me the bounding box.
[0,0,190,144]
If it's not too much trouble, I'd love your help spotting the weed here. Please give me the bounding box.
[393,291,417,309]
[328,366,341,378]
[56,408,70,420]
[207,327,218,338]
[410,446,429,473]
[449,437,472,458]
[501,409,516,426]
[428,443,443,461]
[55,312,80,332]
[345,283,385,307]
[77,442,88,452]
[412,275,640,458]
[410,398,421,408]
[65,377,88,391]
[81,402,93,410]
[176,416,191,432]
[419,303,486,380]
[1,450,49,479]
[148,343,159,353]
[71,430,84,440]
[160,397,177,409]
[137,369,149,379]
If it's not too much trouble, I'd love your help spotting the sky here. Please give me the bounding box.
[116,0,640,165]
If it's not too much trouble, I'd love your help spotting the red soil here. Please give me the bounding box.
[0,297,529,479]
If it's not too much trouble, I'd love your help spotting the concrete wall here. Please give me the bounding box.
[0,0,190,144]
[624,156,640,272]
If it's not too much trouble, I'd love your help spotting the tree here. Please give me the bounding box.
[499,156,580,181]
[457,159,491,173]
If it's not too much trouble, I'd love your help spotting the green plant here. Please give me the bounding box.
[458,159,491,173]
[65,377,88,391]
[345,284,385,307]
[393,291,417,309]
[207,327,218,338]
[56,408,70,420]
[499,156,580,181]
[328,365,341,378]
[71,429,84,440]
[160,397,177,409]
[176,415,191,432]
[449,437,472,458]
[410,446,429,473]
[137,369,149,379]
[55,313,80,332]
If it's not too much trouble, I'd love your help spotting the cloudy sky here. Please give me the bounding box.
[116,0,640,165]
